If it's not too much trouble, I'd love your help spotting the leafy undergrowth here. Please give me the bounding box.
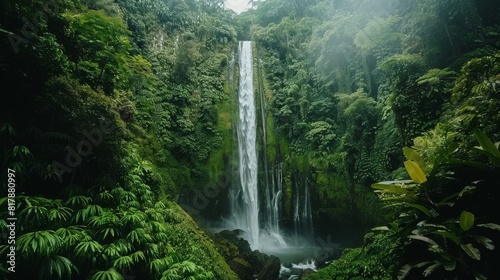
[304,232,401,280]
[0,144,237,280]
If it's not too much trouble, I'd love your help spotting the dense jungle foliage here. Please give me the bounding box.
[1,0,500,279]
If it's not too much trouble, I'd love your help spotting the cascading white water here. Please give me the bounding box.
[293,174,314,242]
[302,177,313,238]
[270,163,283,235]
[227,41,313,251]
[231,41,260,248]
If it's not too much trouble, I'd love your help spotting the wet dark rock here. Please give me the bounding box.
[257,255,281,280]
[248,249,269,271]
[212,230,282,279]
[280,268,292,278]
[302,268,314,278]
[230,257,253,280]
[290,267,303,277]
[219,229,254,257]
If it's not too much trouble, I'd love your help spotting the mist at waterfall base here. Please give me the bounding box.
[222,41,323,264]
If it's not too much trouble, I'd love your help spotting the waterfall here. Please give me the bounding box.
[227,41,312,250]
[302,177,314,239]
[270,163,283,235]
[230,41,260,248]
[293,173,314,242]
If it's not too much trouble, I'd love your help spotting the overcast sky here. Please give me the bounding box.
[225,0,250,14]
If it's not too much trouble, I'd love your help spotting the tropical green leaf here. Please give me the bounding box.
[0,122,16,136]
[102,244,119,261]
[113,239,133,255]
[87,268,123,280]
[19,205,49,225]
[472,235,495,250]
[130,250,146,263]
[144,243,160,258]
[404,161,427,183]
[121,210,147,228]
[407,203,432,217]
[150,257,175,275]
[127,228,153,244]
[17,230,63,256]
[39,255,78,280]
[477,223,500,231]
[88,211,120,228]
[423,261,442,277]
[98,227,120,240]
[372,226,390,231]
[55,226,85,247]
[49,206,73,223]
[397,264,412,280]
[431,230,460,245]
[113,255,134,271]
[475,272,487,280]
[460,211,475,231]
[155,201,167,209]
[444,261,456,271]
[75,240,103,261]
[474,130,500,159]
[371,183,409,194]
[74,204,103,223]
[408,234,438,246]
[96,191,115,205]
[461,243,481,260]
[403,147,427,170]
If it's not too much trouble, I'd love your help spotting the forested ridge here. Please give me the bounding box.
[1,0,500,279]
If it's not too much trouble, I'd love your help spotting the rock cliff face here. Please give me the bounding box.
[211,229,281,279]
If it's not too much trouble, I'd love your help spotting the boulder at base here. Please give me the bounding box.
[257,255,281,280]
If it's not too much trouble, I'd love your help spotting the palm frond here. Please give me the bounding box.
[65,195,92,209]
[112,255,134,271]
[39,255,78,280]
[17,230,63,256]
[87,268,123,280]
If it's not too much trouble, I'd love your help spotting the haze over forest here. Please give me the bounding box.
[1,0,500,279]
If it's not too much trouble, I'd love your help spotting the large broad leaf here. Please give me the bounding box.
[474,130,500,158]
[423,262,442,277]
[408,234,438,246]
[473,148,500,166]
[403,147,427,170]
[371,183,408,194]
[87,268,123,280]
[407,203,433,217]
[372,226,390,231]
[40,255,78,279]
[444,261,456,272]
[404,161,427,183]
[477,223,500,231]
[474,130,500,165]
[475,272,487,280]
[398,264,413,280]
[472,235,495,250]
[461,243,481,260]
[431,230,460,245]
[460,211,475,231]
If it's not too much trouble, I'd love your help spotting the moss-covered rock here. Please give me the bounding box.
[164,202,239,280]
[211,229,282,279]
